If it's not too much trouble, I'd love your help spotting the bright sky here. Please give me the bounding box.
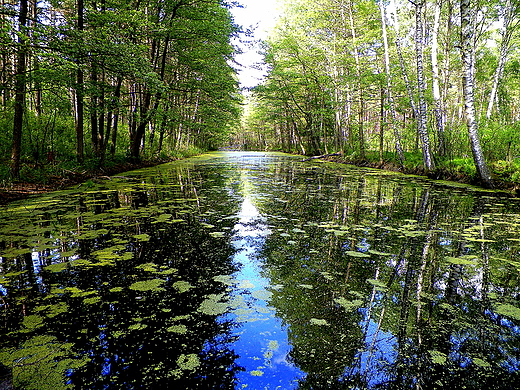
[231,0,280,89]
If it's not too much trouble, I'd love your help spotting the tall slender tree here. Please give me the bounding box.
[460,0,493,187]
[75,0,85,163]
[413,0,434,170]
[486,0,520,120]
[10,0,29,178]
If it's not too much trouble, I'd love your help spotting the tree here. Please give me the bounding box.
[10,0,29,178]
[379,0,404,164]
[431,0,446,155]
[486,0,520,120]
[460,0,494,187]
[75,0,85,163]
[413,0,434,170]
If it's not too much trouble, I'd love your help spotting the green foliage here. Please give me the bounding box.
[0,0,240,180]
[239,0,520,187]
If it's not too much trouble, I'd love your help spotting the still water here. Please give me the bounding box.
[1,152,520,389]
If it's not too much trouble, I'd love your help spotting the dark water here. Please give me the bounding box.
[1,152,520,389]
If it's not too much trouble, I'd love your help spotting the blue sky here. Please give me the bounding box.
[231,0,279,88]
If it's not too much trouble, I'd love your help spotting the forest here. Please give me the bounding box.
[0,0,240,184]
[1,0,520,192]
[238,0,520,190]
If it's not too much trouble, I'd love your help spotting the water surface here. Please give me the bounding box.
[1,152,520,389]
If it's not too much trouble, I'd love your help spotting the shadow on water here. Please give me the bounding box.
[0,152,520,389]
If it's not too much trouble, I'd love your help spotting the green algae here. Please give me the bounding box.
[167,324,188,334]
[177,353,200,371]
[334,297,363,312]
[310,318,329,326]
[495,303,520,320]
[128,279,165,292]
[197,294,228,316]
[172,280,193,293]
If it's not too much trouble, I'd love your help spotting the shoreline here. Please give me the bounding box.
[1,153,518,205]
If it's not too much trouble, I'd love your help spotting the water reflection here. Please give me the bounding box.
[225,192,304,388]
[0,152,520,389]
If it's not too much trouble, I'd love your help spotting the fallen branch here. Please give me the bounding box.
[301,152,342,162]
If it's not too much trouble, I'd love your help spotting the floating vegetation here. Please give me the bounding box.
[2,152,520,389]
[0,335,87,390]
[133,233,151,242]
[334,297,363,312]
[177,354,200,371]
[445,255,477,265]
[172,280,193,293]
[309,318,329,326]
[128,279,165,292]
[495,303,520,321]
[252,289,272,301]
[197,294,228,316]
[167,324,188,334]
[367,279,388,291]
[345,250,371,258]
[429,350,448,365]
[44,262,69,273]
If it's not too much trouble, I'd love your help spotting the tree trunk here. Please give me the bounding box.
[10,0,29,178]
[348,0,365,159]
[432,0,446,155]
[460,0,494,188]
[75,0,84,163]
[415,0,434,170]
[486,0,517,120]
[390,0,418,121]
[380,0,404,165]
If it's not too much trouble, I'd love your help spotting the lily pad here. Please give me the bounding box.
[129,279,165,292]
[310,318,329,326]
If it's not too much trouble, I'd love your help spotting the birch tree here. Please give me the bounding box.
[460,0,494,187]
[486,0,520,120]
[431,0,446,155]
[413,0,434,170]
[379,0,405,165]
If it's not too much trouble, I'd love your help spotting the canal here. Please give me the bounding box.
[0,152,519,389]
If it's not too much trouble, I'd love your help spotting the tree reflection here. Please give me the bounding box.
[0,164,245,389]
[1,155,520,389]
[256,162,520,389]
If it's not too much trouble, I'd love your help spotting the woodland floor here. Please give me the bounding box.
[0,155,518,205]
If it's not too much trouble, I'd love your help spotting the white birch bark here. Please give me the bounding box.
[486,0,518,120]
[414,0,434,170]
[460,0,494,188]
[431,0,445,155]
[389,0,418,119]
